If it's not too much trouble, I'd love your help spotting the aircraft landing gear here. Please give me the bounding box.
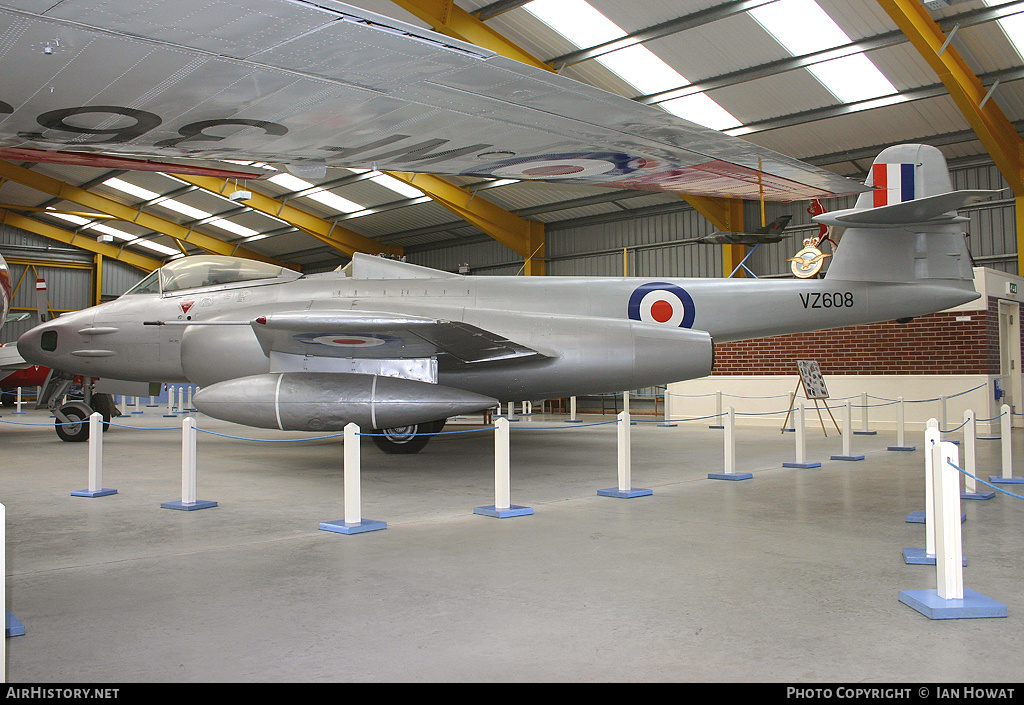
[39,370,119,442]
[370,418,446,454]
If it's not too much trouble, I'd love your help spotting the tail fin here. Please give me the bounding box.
[760,214,792,234]
[820,144,997,283]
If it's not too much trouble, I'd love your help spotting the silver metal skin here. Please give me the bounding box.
[18,144,985,444]
[0,0,867,201]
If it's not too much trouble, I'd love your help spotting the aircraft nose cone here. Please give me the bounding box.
[17,309,94,367]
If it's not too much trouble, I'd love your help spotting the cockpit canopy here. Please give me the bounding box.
[122,256,301,297]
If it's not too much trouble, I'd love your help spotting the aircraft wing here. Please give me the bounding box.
[0,0,867,201]
[0,342,27,373]
[251,310,546,368]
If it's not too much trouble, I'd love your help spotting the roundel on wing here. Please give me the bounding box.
[464,152,656,181]
[293,333,397,348]
[627,283,696,329]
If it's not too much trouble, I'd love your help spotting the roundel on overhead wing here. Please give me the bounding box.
[465,152,656,181]
[627,282,696,329]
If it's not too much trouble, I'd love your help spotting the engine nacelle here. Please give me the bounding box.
[193,371,498,431]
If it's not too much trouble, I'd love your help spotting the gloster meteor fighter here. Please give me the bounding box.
[18,145,993,451]
[0,2,995,451]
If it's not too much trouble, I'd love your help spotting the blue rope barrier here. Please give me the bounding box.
[947,458,1024,501]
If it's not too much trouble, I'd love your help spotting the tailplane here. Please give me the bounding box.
[820,144,997,283]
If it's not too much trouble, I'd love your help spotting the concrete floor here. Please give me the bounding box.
[2,406,1023,682]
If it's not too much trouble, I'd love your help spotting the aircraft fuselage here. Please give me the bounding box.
[17,270,978,402]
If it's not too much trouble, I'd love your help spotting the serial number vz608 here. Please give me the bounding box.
[799,292,854,309]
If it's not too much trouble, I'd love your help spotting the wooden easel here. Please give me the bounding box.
[781,360,840,436]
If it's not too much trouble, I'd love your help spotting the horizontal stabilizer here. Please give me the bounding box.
[814,190,999,228]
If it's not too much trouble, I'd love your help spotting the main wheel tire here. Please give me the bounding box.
[370,424,431,454]
[55,405,90,443]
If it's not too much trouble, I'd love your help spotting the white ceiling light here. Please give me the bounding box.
[749,0,900,105]
[524,0,741,130]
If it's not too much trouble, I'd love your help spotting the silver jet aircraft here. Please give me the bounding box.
[18,144,992,451]
[0,2,994,450]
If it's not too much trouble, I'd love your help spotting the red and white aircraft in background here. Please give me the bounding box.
[0,254,51,405]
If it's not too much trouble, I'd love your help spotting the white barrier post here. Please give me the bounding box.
[831,400,865,461]
[320,424,386,534]
[784,400,820,468]
[961,410,994,500]
[658,387,676,427]
[990,404,1022,484]
[567,395,582,422]
[855,392,876,435]
[899,439,1007,619]
[12,387,24,415]
[709,390,725,428]
[709,407,752,481]
[599,411,652,497]
[163,387,176,417]
[71,413,117,497]
[160,416,216,511]
[132,395,142,414]
[887,397,916,451]
[3,502,25,651]
[474,418,532,517]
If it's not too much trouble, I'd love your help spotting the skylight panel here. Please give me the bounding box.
[268,173,363,213]
[983,0,1024,61]
[524,0,741,130]
[749,0,899,105]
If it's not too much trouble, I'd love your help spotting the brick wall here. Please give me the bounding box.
[712,303,998,376]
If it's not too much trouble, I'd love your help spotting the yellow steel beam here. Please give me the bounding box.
[878,0,1024,195]
[0,161,290,268]
[0,208,162,272]
[389,0,554,71]
[682,194,746,277]
[386,171,546,275]
[171,175,403,259]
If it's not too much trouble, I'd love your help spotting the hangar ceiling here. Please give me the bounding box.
[1,0,1023,276]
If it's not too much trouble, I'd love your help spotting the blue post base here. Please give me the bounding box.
[597,487,653,498]
[565,419,584,423]
[887,445,916,452]
[708,424,724,429]
[854,430,877,435]
[962,490,996,500]
[656,422,677,427]
[902,547,967,566]
[473,504,533,518]
[906,510,965,523]
[830,454,865,461]
[6,611,25,637]
[707,472,753,481]
[319,519,387,535]
[160,499,218,511]
[899,588,1006,619]
[71,488,117,498]
[782,461,821,468]
[989,475,1024,484]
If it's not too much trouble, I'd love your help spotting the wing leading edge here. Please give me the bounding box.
[0,0,867,201]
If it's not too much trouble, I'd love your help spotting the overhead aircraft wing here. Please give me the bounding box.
[251,310,546,368]
[0,0,867,201]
